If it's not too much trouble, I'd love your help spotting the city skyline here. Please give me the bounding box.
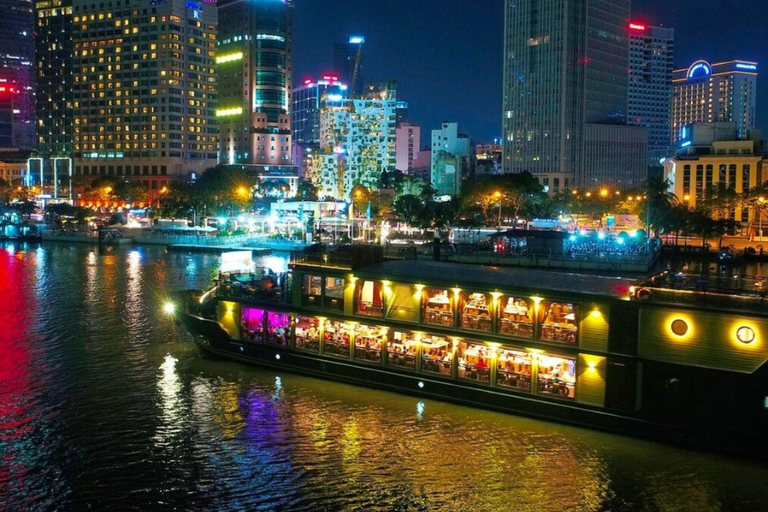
[293,0,767,143]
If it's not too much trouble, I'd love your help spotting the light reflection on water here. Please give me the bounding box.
[1,243,767,511]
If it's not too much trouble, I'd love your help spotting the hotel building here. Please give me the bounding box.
[671,60,758,145]
[69,0,218,198]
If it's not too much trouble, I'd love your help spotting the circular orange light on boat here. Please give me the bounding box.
[736,326,756,345]
[670,319,689,337]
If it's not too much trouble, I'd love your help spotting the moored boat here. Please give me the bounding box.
[171,245,768,459]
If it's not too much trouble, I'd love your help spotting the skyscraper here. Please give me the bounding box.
[333,36,364,96]
[69,0,218,198]
[502,0,644,191]
[627,22,674,163]
[0,0,35,150]
[217,0,295,184]
[671,60,758,145]
[292,75,348,146]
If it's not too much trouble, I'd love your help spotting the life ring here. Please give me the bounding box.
[636,288,652,301]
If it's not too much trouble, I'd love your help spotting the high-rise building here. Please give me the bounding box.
[67,0,218,199]
[431,122,471,197]
[0,0,35,150]
[502,0,644,191]
[333,36,364,96]
[395,122,420,173]
[217,0,296,186]
[35,0,74,166]
[292,75,348,146]
[316,89,397,199]
[671,60,758,145]
[627,22,674,163]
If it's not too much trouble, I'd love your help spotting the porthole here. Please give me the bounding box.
[670,319,689,337]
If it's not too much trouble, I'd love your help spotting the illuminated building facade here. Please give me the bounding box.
[36,0,74,161]
[217,0,294,174]
[69,0,218,198]
[502,0,644,190]
[664,122,764,224]
[627,23,674,163]
[317,91,397,199]
[0,0,35,150]
[333,35,364,96]
[671,60,758,145]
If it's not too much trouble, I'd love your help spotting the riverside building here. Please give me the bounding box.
[34,0,219,201]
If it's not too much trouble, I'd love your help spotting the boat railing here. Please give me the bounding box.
[632,270,768,313]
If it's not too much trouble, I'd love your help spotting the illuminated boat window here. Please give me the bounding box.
[421,334,453,375]
[301,274,322,307]
[457,341,491,383]
[354,324,386,363]
[540,302,579,344]
[323,277,345,311]
[387,331,418,369]
[537,355,576,399]
[424,288,453,327]
[498,297,534,339]
[241,307,266,344]
[460,292,493,333]
[496,347,532,391]
[355,280,384,317]
[266,312,291,346]
[385,284,420,323]
[295,316,320,353]
[323,320,354,358]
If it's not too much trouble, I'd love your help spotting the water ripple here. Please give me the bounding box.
[1,244,767,511]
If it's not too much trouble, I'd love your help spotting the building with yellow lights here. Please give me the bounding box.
[671,59,758,145]
[173,246,768,458]
[49,0,220,203]
[664,122,766,223]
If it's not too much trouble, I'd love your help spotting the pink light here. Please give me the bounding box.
[304,78,312,85]
[629,23,646,31]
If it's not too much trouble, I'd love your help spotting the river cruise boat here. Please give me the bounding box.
[173,246,768,458]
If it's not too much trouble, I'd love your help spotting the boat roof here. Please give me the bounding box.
[354,260,633,300]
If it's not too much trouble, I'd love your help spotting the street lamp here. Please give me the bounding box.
[493,191,502,228]
[600,189,609,198]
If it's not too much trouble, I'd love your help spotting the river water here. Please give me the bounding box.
[1,243,767,512]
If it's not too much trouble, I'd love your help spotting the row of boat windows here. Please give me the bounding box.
[302,275,580,345]
[239,307,577,400]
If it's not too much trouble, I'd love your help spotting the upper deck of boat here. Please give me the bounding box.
[351,259,634,300]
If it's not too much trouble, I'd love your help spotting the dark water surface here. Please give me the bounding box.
[1,243,767,512]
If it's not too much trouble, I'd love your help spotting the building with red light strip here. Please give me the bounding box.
[627,22,674,163]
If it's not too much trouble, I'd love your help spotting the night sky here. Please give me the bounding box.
[293,0,768,144]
